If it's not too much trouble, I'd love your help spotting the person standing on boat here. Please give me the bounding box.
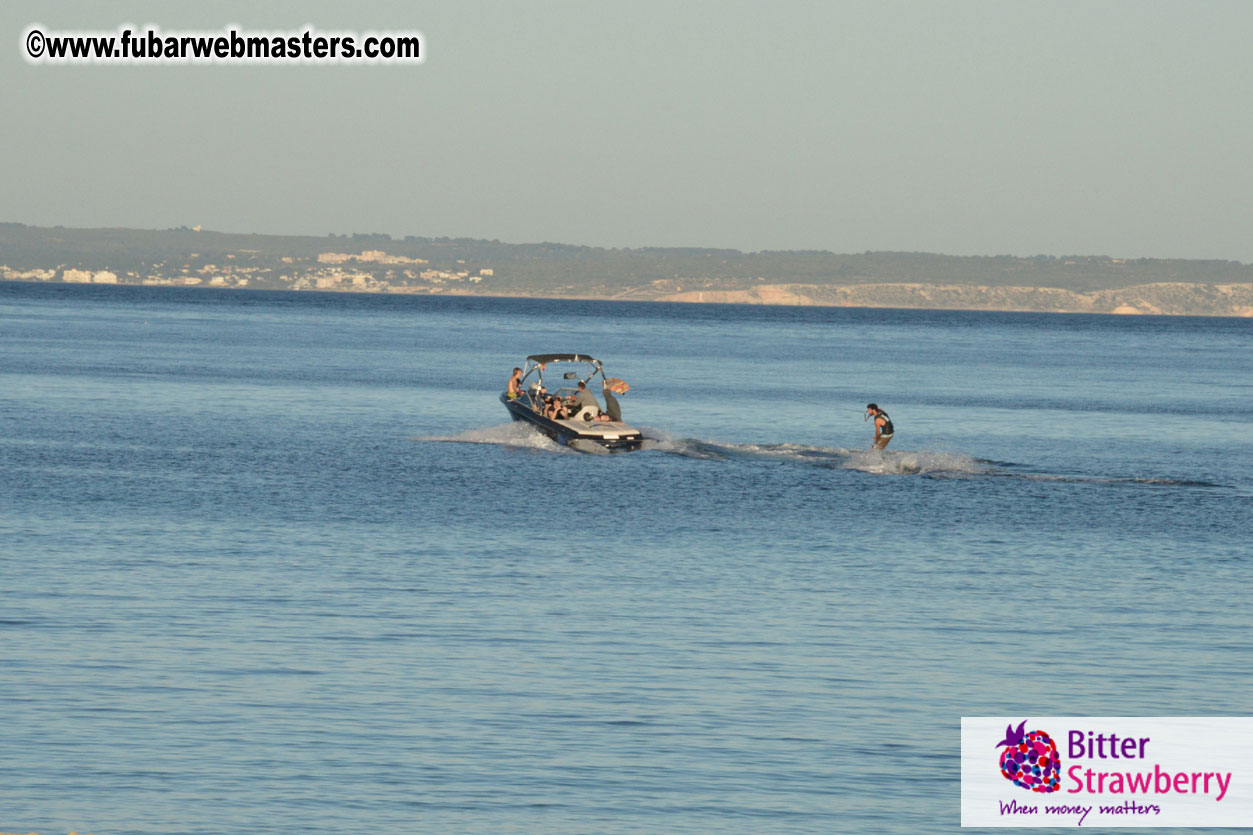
[506,367,523,400]
[867,403,894,450]
[567,381,601,417]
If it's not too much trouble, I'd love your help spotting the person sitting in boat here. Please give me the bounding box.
[506,367,523,400]
[566,381,603,420]
[543,392,570,420]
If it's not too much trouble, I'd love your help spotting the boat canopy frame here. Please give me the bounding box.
[519,354,607,392]
[526,353,599,365]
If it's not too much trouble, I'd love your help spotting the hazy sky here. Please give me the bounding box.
[3,1,1251,260]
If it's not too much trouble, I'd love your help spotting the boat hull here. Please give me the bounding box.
[501,394,643,452]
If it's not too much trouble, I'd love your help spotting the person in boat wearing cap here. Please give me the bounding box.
[867,403,894,450]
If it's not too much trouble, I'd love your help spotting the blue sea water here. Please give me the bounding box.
[1,282,1250,834]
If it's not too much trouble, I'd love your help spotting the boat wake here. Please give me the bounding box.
[414,424,1225,487]
[638,430,1222,485]
[638,429,991,476]
[414,422,571,453]
[415,423,628,455]
[417,423,990,475]
[1003,472,1224,488]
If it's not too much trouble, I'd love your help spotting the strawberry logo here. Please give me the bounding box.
[996,720,1061,793]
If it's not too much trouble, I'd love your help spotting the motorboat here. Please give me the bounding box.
[501,354,644,452]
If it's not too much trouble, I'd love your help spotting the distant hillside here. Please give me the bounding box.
[2,222,1251,316]
[651,282,1253,316]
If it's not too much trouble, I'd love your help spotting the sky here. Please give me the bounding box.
[3,0,1252,261]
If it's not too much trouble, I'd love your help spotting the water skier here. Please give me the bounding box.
[866,403,894,450]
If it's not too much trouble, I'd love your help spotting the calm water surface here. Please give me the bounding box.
[1,283,1250,834]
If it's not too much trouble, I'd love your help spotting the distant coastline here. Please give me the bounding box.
[3,222,1251,317]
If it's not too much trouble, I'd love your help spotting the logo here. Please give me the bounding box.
[996,720,1061,793]
[963,717,1252,827]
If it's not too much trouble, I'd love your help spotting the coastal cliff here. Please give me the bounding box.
[647,282,1253,316]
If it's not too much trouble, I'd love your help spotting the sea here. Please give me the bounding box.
[1,281,1250,835]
